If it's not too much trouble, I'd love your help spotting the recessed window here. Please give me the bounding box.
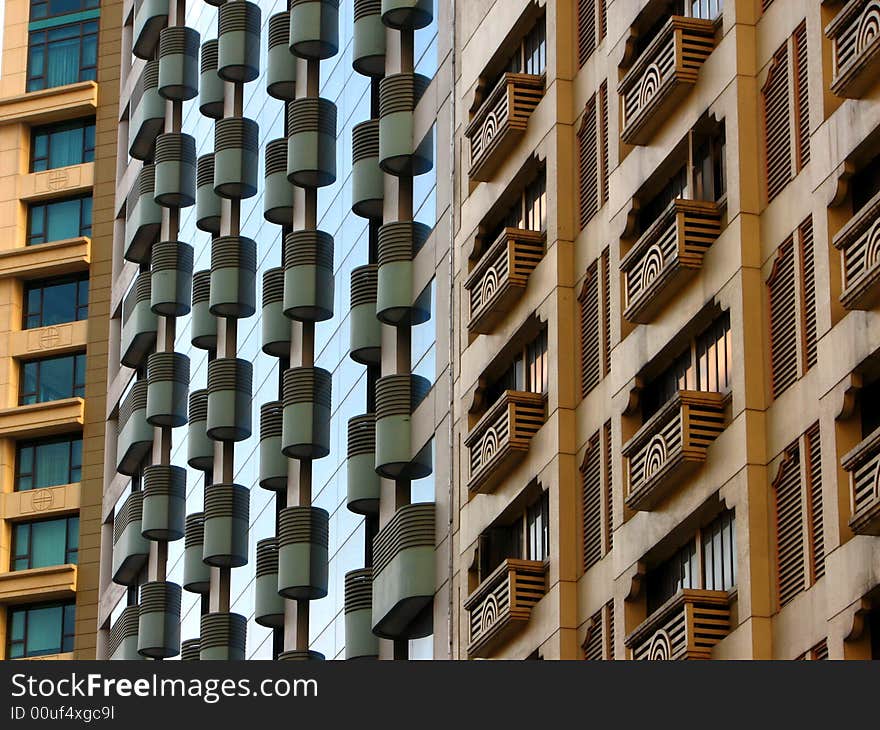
[27,196,92,245]
[15,435,83,491]
[477,489,550,582]
[31,118,95,172]
[12,516,79,570]
[19,353,86,405]
[27,20,98,92]
[7,602,75,658]
[485,327,549,407]
[23,274,89,329]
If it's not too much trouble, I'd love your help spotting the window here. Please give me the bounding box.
[577,84,609,229]
[860,379,880,439]
[484,328,548,407]
[411,280,436,386]
[646,510,736,614]
[23,274,89,328]
[507,17,546,77]
[577,0,607,67]
[582,421,613,571]
[28,196,92,245]
[767,217,816,398]
[762,21,809,202]
[850,152,880,215]
[31,118,95,171]
[773,424,824,609]
[20,353,86,404]
[641,311,732,420]
[579,249,611,396]
[16,435,83,490]
[7,602,75,658]
[12,517,79,570]
[583,600,614,660]
[526,490,549,562]
[631,0,722,59]
[27,20,98,92]
[483,170,546,247]
[477,489,549,582]
[30,0,99,21]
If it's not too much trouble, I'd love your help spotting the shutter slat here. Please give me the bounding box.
[580,261,601,396]
[579,97,600,229]
[806,422,825,582]
[763,45,792,202]
[599,81,609,205]
[578,0,596,68]
[794,21,810,171]
[774,443,805,608]
[582,432,603,571]
[601,247,611,377]
[769,237,799,398]
[603,420,613,553]
[799,217,817,370]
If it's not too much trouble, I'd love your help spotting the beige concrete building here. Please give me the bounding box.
[0,0,118,659]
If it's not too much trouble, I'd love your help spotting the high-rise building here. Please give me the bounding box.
[70,0,880,662]
[0,0,118,660]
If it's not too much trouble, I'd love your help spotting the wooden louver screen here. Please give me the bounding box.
[582,432,603,571]
[799,217,817,370]
[768,237,798,398]
[578,0,596,67]
[805,422,825,582]
[774,442,805,608]
[603,420,613,552]
[793,21,810,171]
[583,601,614,659]
[763,45,792,202]
[599,81,609,205]
[601,248,611,376]
[762,0,775,10]
[580,260,601,395]
[578,96,600,228]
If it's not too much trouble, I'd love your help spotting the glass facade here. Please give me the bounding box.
[19,352,86,404]
[12,516,79,570]
[31,118,96,171]
[7,602,76,658]
[15,435,83,491]
[23,274,89,328]
[27,196,92,245]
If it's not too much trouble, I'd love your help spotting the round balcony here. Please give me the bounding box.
[281,367,332,459]
[287,97,337,188]
[289,0,339,60]
[158,25,199,101]
[206,358,253,442]
[277,506,329,600]
[283,230,334,322]
[150,240,194,317]
[203,483,250,568]
[187,389,213,471]
[190,270,218,351]
[262,267,290,357]
[146,352,190,428]
[218,0,261,83]
[137,581,181,659]
[209,235,257,318]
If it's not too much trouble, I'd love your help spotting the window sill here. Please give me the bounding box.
[0,397,84,439]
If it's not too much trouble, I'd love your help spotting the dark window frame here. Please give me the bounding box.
[23,274,89,329]
[12,516,80,570]
[27,195,92,245]
[7,601,76,659]
[26,19,98,92]
[30,0,99,21]
[30,117,96,172]
[15,434,83,492]
[19,352,86,405]
[485,327,549,407]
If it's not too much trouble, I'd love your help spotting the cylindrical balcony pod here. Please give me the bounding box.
[183,512,211,594]
[153,132,197,208]
[120,271,157,369]
[281,367,332,459]
[347,414,379,515]
[196,154,222,233]
[180,638,200,661]
[137,581,181,659]
[261,267,290,357]
[378,73,431,176]
[158,25,200,101]
[150,240,194,316]
[375,374,432,479]
[289,0,339,60]
[112,492,149,586]
[259,401,287,491]
[209,236,257,318]
[376,221,429,325]
[124,164,162,264]
[353,0,385,77]
[218,1,261,83]
[206,358,253,442]
[202,483,250,568]
[141,464,186,541]
[199,39,224,119]
[145,351,190,427]
[381,0,432,29]
[128,61,164,161]
[190,270,218,351]
[345,568,379,659]
[278,650,325,660]
[352,120,383,219]
[255,538,284,628]
[116,380,151,476]
[287,97,337,188]
[277,506,329,600]
[132,0,168,60]
[263,139,293,226]
[213,117,259,199]
[282,230,334,321]
[267,12,296,100]
[109,606,141,661]
[349,264,381,365]
[200,613,247,660]
[187,390,213,471]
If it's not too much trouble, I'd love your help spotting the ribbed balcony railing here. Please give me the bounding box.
[834,189,880,311]
[621,199,722,323]
[464,228,544,334]
[465,73,544,181]
[625,589,730,660]
[842,424,880,536]
[619,17,715,145]
[464,559,546,658]
[827,0,880,98]
[464,390,545,494]
[622,390,726,511]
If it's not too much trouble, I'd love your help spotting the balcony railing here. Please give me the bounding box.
[465,390,545,494]
[465,73,545,181]
[464,228,545,334]
[623,390,726,511]
[827,0,880,99]
[619,17,716,145]
[625,589,730,660]
[621,199,722,323]
[464,559,547,658]
[842,424,880,536]
[834,189,880,311]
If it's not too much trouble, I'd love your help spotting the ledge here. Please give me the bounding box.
[9,320,88,359]
[0,564,77,605]
[0,482,80,521]
[17,163,95,203]
[0,82,98,126]
[0,238,91,280]
[0,398,85,439]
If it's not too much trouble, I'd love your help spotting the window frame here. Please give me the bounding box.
[27,195,93,245]
[30,117,96,172]
[12,516,80,571]
[15,434,83,492]
[7,601,76,659]
[26,19,99,92]
[23,274,89,329]
[19,352,86,405]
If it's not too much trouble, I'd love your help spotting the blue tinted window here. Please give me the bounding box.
[31,118,95,171]
[27,21,98,91]
[19,353,86,404]
[28,196,92,244]
[12,516,79,570]
[15,435,83,491]
[24,274,89,328]
[7,602,75,658]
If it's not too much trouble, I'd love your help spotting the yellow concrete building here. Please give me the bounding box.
[0,0,117,660]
